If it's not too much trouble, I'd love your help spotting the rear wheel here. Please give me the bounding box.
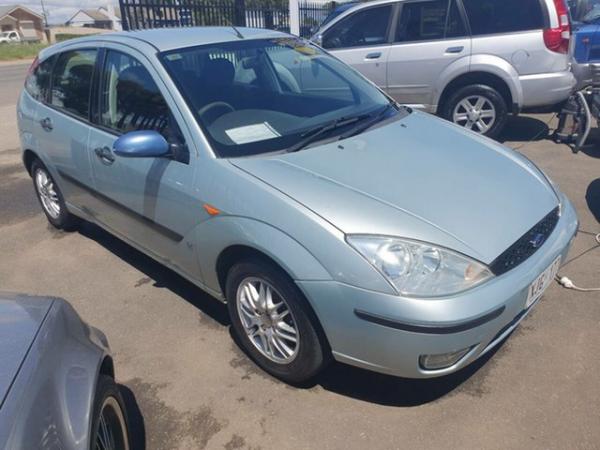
[91,375,130,450]
[226,259,328,384]
[31,159,79,230]
[441,84,508,139]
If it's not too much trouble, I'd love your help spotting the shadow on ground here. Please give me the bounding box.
[313,342,504,407]
[499,115,551,143]
[77,220,504,407]
[586,178,600,222]
[120,384,146,450]
[78,221,230,326]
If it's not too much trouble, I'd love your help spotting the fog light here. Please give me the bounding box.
[419,347,473,371]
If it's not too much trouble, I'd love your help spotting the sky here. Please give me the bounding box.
[1,0,119,25]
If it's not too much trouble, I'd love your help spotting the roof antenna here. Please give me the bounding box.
[230,25,244,39]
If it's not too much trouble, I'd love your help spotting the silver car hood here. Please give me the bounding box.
[0,293,53,408]
[231,112,558,263]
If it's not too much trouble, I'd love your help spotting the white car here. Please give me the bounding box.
[0,31,21,44]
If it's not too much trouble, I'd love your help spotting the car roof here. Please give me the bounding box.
[45,26,290,54]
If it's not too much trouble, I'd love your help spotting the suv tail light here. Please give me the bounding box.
[544,0,571,54]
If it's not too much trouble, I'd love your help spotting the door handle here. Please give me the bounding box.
[445,46,464,54]
[40,117,53,132]
[365,52,382,60]
[94,146,115,165]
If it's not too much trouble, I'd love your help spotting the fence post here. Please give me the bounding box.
[289,0,300,35]
[119,0,129,31]
[234,0,246,26]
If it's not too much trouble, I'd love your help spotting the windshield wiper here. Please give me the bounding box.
[338,103,397,141]
[287,113,370,153]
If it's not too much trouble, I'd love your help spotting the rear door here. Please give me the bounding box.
[386,0,471,109]
[33,48,97,209]
[320,3,395,89]
[87,46,200,278]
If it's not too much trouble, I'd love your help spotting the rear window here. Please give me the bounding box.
[25,56,55,101]
[462,0,545,36]
[50,49,97,120]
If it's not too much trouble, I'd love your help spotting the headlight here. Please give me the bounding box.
[347,235,493,297]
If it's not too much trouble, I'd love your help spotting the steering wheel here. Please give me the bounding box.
[198,101,235,125]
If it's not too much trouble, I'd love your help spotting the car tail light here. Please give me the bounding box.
[544,0,571,54]
[25,56,39,85]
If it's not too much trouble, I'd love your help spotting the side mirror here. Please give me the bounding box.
[113,130,170,158]
[313,34,323,46]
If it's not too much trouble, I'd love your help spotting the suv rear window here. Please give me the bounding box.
[462,0,545,35]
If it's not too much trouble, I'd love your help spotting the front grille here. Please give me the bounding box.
[489,207,560,276]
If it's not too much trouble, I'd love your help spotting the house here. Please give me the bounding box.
[66,5,122,31]
[0,5,46,42]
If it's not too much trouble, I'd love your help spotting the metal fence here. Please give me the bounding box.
[119,0,336,38]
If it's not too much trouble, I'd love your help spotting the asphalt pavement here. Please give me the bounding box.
[0,61,599,450]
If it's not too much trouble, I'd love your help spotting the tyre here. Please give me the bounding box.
[441,84,508,139]
[90,375,130,450]
[226,259,328,384]
[31,159,79,230]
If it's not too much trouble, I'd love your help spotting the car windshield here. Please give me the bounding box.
[583,4,600,22]
[0,32,10,37]
[160,37,396,157]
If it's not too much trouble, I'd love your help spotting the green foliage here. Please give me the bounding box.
[0,42,48,61]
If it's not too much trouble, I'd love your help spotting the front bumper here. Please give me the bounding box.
[298,196,578,379]
[520,70,577,108]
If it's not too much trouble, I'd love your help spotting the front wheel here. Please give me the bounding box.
[226,259,328,384]
[90,375,130,450]
[441,84,508,139]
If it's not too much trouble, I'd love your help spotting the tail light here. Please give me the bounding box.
[544,0,571,54]
[25,56,39,85]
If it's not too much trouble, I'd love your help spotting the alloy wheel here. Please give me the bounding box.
[94,396,129,450]
[35,168,61,219]
[452,95,497,134]
[236,277,300,364]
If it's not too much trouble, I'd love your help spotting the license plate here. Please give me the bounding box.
[526,257,561,308]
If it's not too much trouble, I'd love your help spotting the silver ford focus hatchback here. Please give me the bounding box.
[18,27,578,384]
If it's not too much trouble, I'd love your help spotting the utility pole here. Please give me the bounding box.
[40,0,49,27]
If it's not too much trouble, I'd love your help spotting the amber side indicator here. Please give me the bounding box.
[203,204,221,216]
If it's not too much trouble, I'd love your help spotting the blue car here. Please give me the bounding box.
[570,0,600,87]
[18,27,578,384]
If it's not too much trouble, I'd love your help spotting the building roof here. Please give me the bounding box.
[67,7,121,24]
[0,5,43,20]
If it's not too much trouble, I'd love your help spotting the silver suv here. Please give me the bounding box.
[312,0,576,138]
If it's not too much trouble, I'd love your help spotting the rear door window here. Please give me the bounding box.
[395,0,467,42]
[322,5,393,49]
[50,49,97,120]
[462,0,545,36]
[25,55,55,101]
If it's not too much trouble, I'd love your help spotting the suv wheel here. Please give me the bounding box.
[441,84,508,139]
[31,159,80,230]
[226,259,328,384]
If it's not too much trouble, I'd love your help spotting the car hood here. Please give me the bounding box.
[0,293,54,408]
[231,112,558,264]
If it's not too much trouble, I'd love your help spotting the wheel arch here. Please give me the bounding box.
[23,148,39,175]
[438,71,515,115]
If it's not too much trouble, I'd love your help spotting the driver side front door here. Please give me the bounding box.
[87,46,201,279]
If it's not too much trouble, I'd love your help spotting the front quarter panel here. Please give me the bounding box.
[0,299,108,450]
